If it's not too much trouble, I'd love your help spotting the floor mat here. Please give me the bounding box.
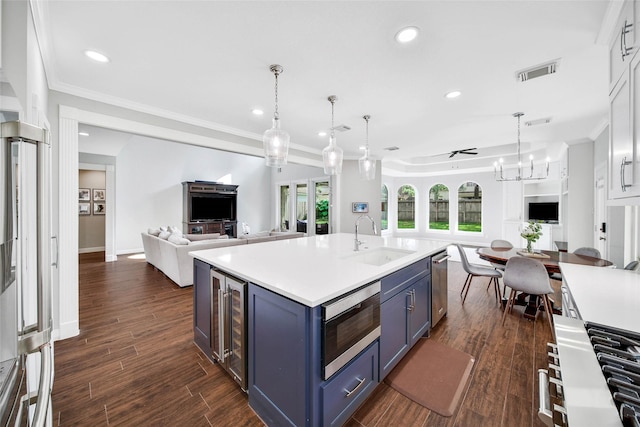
[384,338,475,417]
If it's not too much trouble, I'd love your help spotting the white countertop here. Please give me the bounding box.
[559,262,640,332]
[190,233,450,307]
[553,315,622,427]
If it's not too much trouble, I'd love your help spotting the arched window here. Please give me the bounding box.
[429,184,449,230]
[397,184,416,229]
[381,185,388,230]
[457,182,482,232]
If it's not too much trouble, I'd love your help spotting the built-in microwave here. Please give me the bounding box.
[322,281,381,380]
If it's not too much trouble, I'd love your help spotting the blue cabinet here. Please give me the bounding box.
[379,258,431,379]
[193,258,213,360]
[321,342,378,427]
[248,283,323,426]
[248,283,379,427]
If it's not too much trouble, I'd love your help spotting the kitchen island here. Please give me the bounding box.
[190,233,450,427]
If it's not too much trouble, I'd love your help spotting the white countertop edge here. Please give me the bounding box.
[553,315,622,427]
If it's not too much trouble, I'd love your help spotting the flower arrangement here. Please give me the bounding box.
[520,220,542,253]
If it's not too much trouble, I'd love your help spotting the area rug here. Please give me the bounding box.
[384,338,475,417]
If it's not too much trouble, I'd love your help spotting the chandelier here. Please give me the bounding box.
[263,64,290,167]
[494,112,549,181]
[359,115,376,180]
[322,95,343,175]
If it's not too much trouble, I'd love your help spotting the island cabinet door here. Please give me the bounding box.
[248,283,323,427]
[408,276,431,344]
[379,287,411,379]
[193,259,213,359]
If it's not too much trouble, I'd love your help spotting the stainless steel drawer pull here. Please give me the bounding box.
[344,377,366,397]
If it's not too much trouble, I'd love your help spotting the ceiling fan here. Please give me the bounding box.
[448,148,478,158]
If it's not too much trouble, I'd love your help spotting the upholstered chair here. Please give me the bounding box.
[501,256,555,339]
[455,244,502,305]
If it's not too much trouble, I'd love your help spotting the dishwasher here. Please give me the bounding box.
[431,250,449,327]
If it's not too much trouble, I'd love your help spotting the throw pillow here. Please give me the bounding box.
[168,225,182,236]
[159,226,168,232]
[148,228,161,236]
[168,233,190,245]
[158,230,171,240]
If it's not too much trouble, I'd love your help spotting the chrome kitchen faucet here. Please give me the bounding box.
[354,215,377,251]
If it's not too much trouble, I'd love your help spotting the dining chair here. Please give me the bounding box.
[456,244,502,305]
[573,247,601,258]
[489,239,513,295]
[501,256,555,339]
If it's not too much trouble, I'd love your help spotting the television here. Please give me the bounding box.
[190,194,235,221]
[528,202,559,223]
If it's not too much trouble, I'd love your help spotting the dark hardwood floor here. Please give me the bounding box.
[52,251,557,426]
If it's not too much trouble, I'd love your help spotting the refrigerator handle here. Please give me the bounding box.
[32,342,53,427]
[51,235,58,268]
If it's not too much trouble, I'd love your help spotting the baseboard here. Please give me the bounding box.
[78,246,105,254]
[116,247,144,255]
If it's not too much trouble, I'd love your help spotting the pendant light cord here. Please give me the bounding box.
[364,115,370,152]
[274,70,280,120]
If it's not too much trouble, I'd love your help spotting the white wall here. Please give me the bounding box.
[338,160,382,236]
[382,170,503,244]
[566,142,595,251]
[116,134,271,253]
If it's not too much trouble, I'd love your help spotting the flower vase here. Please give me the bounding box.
[526,240,533,253]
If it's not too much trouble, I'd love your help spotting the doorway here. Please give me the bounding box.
[78,168,106,254]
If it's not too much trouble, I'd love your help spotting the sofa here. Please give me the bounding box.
[141,229,304,287]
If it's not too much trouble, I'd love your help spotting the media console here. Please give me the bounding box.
[182,181,238,237]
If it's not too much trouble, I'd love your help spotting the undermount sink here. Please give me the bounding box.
[345,247,415,266]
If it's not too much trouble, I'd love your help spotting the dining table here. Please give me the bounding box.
[476,246,614,319]
[476,247,613,275]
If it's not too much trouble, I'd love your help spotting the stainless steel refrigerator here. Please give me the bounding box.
[0,121,53,426]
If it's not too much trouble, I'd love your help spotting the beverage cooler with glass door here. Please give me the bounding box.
[211,270,248,391]
[0,121,54,426]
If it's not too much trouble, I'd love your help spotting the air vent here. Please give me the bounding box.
[331,124,351,132]
[517,60,559,82]
[525,117,552,127]
[384,146,400,151]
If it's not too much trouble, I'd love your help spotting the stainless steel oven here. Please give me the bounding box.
[322,281,381,380]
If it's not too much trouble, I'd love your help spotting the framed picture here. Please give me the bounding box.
[79,203,90,215]
[79,188,91,201]
[352,202,369,213]
[93,202,106,215]
[93,189,106,201]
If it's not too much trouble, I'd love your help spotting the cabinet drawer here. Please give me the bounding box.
[380,257,430,303]
[321,341,379,427]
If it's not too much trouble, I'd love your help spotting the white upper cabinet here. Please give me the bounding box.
[610,0,636,90]
[609,64,634,199]
[609,1,640,200]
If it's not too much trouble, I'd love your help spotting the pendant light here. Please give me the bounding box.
[359,115,376,180]
[494,112,550,181]
[263,64,290,167]
[322,95,343,175]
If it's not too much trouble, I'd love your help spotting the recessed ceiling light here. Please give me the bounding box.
[318,131,327,137]
[78,132,89,136]
[445,91,461,99]
[252,108,264,115]
[84,50,110,63]
[395,26,419,43]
